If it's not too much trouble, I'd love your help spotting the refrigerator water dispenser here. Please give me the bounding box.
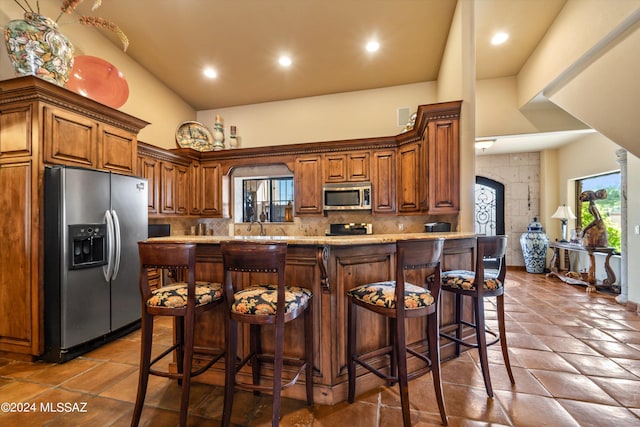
[69,224,106,269]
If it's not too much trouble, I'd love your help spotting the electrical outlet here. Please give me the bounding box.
[635,225,640,235]
[398,223,404,231]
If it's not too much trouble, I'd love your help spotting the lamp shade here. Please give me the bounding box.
[551,204,576,220]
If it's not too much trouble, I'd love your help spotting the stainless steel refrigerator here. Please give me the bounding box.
[44,166,148,362]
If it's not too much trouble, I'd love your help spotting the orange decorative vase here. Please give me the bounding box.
[4,13,75,86]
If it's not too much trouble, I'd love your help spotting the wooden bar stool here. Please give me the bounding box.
[220,241,313,427]
[132,242,224,427]
[440,235,515,397]
[347,238,448,427]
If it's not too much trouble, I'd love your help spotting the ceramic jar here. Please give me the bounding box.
[213,115,225,150]
[4,13,75,86]
[520,217,549,274]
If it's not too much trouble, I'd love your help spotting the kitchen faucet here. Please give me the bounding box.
[247,218,265,236]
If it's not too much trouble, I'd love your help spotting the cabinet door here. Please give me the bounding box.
[189,161,202,215]
[137,155,159,214]
[323,153,346,182]
[294,155,322,214]
[175,163,189,215]
[159,161,177,214]
[0,161,42,355]
[371,149,396,213]
[98,124,137,175]
[427,119,459,214]
[397,142,421,213]
[201,162,222,216]
[43,106,97,168]
[347,151,370,182]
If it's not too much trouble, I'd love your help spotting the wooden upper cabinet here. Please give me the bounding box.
[397,142,421,213]
[43,106,97,168]
[98,124,137,175]
[294,155,322,214]
[371,149,396,213]
[0,103,33,159]
[137,154,159,214]
[323,153,346,182]
[43,105,139,174]
[159,161,177,214]
[427,118,459,214]
[323,151,370,183]
[201,162,222,216]
[175,163,189,215]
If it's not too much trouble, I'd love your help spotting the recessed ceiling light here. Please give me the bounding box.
[278,56,292,67]
[366,40,380,52]
[491,32,509,45]
[203,67,218,79]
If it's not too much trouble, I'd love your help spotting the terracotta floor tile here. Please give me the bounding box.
[516,322,573,338]
[535,335,600,355]
[505,332,551,351]
[439,383,511,424]
[584,339,640,359]
[508,348,580,373]
[493,390,580,427]
[22,358,101,386]
[530,369,618,405]
[60,361,138,394]
[0,360,49,379]
[611,357,640,377]
[589,376,640,408]
[311,401,379,426]
[557,399,639,427]
[560,325,620,341]
[557,352,638,379]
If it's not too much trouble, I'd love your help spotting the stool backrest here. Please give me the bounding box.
[395,238,444,314]
[220,241,288,315]
[137,242,196,304]
[475,235,508,290]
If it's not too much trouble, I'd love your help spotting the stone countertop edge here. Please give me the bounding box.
[145,232,477,246]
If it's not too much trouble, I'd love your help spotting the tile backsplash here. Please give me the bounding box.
[150,212,458,237]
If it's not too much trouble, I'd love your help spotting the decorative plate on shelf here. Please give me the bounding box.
[175,121,215,151]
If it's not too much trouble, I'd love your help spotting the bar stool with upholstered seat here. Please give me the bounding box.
[439,235,515,397]
[347,238,448,427]
[131,242,224,427]
[220,241,313,427]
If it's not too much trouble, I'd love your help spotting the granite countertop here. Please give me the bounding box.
[147,232,476,246]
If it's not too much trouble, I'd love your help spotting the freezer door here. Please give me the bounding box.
[60,167,112,349]
[110,173,147,330]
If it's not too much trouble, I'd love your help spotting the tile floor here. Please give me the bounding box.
[1,270,640,426]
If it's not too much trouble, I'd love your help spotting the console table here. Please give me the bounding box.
[546,241,618,293]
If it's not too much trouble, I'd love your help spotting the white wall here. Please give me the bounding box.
[197,82,437,148]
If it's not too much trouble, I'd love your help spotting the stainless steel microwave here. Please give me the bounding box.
[323,182,372,210]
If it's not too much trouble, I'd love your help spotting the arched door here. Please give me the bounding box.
[475,176,505,236]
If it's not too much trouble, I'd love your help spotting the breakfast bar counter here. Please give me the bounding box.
[147,233,477,404]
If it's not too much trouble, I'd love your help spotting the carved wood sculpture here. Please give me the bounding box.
[579,189,608,248]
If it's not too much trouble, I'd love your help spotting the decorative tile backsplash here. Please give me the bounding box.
[149,211,458,237]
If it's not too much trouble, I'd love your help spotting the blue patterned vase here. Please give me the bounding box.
[520,217,549,274]
[4,13,75,87]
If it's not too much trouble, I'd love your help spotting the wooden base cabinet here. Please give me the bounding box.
[0,76,148,357]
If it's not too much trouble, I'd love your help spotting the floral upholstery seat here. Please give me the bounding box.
[441,270,502,291]
[232,284,312,315]
[347,281,434,309]
[146,281,223,308]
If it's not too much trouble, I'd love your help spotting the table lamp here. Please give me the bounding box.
[551,204,576,242]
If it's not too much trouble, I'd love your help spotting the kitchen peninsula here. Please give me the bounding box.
[148,232,476,404]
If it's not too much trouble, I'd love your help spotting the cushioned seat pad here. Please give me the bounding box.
[441,270,502,291]
[347,281,434,309]
[232,285,312,315]
[147,281,223,308]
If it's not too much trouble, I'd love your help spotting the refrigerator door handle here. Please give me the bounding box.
[111,209,122,280]
[103,210,116,281]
